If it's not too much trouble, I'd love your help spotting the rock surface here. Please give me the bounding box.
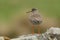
[0,27,60,40]
[11,27,60,40]
[0,37,4,40]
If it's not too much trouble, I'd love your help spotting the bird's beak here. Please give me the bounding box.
[26,11,32,13]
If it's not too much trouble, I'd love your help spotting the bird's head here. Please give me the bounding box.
[26,8,37,13]
[31,8,37,12]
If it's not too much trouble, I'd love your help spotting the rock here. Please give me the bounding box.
[45,27,60,40]
[0,37,4,40]
[10,27,60,40]
[46,27,60,34]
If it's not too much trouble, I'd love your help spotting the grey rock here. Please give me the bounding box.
[11,27,60,40]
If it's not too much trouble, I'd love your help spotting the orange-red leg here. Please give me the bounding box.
[32,25,34,34]
[38,25,40,34]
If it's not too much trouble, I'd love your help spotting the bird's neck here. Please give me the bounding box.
[32,10,39,14]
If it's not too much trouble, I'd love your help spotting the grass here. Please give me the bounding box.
[0,0,60,22]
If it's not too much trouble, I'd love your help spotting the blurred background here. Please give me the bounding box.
[0,0,60,38]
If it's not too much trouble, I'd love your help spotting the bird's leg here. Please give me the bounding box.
[32,25,34,34]
[38,25,40,34]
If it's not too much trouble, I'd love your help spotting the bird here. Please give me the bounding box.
[27,8,42,34]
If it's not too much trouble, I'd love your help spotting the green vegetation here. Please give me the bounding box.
[0,0,60,21]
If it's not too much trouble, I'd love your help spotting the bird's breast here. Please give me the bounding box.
[30,19,42,25]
